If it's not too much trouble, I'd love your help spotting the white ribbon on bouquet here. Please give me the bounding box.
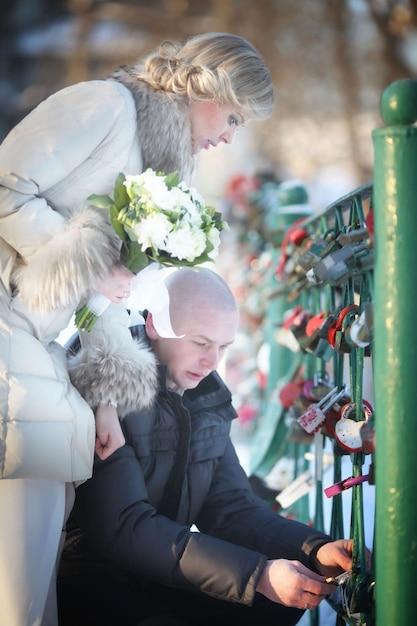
[86,263,183,338]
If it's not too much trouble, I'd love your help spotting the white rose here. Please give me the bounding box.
[207,227,221,260]
[144,178,176,210]
[163,224,207,262]
[124,174,145,200]
[125,170,177,212]
[134,213,172,251]
[179,182,205,207]
[170,188,202,227]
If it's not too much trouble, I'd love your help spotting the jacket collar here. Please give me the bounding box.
[183,371,235,415]
[112,67,195,183]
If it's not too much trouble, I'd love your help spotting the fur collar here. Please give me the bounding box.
[113,67,195,183]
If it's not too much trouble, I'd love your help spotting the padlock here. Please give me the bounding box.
[334,400,374,453]
[333,306,361,354]
[334,306,372,356]
[295,229,341,273]
[336,226,369,246]
[275,470,314,509]
[287,420,315,444]
[304,312,334,359]
[324,473,369,497]
[275,306,307,351]
[360,415,375,454]
[288,312,310,348]
[368,462,375,485]
[306,376,334,402]
[297,386,347,434]
[279,380,305,408]
[356,247,374,272]
[295,238,328,273]
[281,306,305,330]
[298,328,333,360]
[323,392,352,438]
[346,302,373,349]
[307,242,369,286]
[327,305,359,349]
[276,222,310,279]
[348,574,375,615]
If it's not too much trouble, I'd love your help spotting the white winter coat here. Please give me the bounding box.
[0,75,192,481]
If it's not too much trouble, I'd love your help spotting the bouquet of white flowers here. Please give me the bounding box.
[75,169,227,331]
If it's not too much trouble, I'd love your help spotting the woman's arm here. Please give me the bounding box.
[0,80,130,311]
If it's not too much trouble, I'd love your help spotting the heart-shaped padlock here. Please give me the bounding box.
[334,400,373,453]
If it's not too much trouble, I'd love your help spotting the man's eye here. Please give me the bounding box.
[228,115,240,127]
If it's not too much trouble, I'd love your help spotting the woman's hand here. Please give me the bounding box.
[95,403,125,460]
[94,265,134,303]
[256,559,335,610]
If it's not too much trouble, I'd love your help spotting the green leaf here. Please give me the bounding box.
[121,241,149,273]
[156,251,212,267]
[164,171,180,189]
[109,204,127,242]
[87,194,114,210]
[113,172,130,209]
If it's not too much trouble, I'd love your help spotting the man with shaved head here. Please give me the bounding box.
[59,268,352,626]
[149,268,239,393]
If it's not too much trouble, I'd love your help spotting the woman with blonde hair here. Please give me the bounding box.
[0,32,273,626]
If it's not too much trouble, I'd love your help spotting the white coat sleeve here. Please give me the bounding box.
[0,80,126,312]
[68,304,159,417]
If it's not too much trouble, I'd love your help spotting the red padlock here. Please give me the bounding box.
[327,305,359,348]
[288,227,309,247]
[279,380,304,408]
[276,220,309,278]
[305,312,326,337]
[282,306,305,330]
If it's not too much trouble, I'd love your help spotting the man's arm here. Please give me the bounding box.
[196,437,353,609]
[74,443,267,606]
[196,438,330,566]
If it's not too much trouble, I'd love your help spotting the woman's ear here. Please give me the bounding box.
[145,312,159,340]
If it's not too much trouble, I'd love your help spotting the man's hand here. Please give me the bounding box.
[95,403,125,460]
[256,559,336,610]
[312,539,353,578]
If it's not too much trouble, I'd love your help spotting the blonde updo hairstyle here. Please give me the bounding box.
[138,32,274,120]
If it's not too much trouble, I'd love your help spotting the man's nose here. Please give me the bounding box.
[201,347,220,371]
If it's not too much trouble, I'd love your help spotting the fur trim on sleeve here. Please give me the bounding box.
[68,334,158,417]
[12,206,120,313]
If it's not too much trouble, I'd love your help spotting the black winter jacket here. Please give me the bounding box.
[73,367,330,606]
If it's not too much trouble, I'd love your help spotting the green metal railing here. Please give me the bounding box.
[249,79,417,625]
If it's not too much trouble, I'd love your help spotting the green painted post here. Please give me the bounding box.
[372,79,417,626]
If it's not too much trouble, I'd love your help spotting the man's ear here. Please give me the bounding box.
[145,312,159,340]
